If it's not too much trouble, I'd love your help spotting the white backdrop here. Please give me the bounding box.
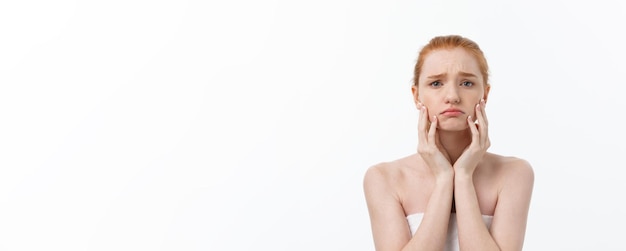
[1,0,625,250]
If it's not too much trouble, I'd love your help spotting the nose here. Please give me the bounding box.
[444,85,460,104]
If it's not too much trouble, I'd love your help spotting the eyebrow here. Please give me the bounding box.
[458,71,478,78]
[426,71,478,79]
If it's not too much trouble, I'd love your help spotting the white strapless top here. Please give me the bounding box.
[406,213,493,251]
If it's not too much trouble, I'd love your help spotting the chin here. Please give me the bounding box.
[436,121,469,132]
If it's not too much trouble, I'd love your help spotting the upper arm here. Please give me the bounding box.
[363,165,411,251]
[490,159,535,250]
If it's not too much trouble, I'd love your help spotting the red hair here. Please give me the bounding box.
[413,35,490,88]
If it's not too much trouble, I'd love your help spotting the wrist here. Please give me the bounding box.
[435,169,454,184]
[454,171,473,184]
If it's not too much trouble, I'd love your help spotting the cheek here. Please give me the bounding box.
[420,95,436,106]
[470,102,481,122]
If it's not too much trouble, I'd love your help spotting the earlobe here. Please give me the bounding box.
[411,85,421,107]
[483,85,491,103]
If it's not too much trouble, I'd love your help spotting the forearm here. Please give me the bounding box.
[403,172,454,251]
[454,173,500,251]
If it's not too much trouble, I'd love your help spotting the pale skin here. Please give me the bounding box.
[363,48,534,251]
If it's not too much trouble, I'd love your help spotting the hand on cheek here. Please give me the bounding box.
[417,105,453,175]
[455,99,489,175]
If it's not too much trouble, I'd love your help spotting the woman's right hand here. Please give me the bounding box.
[417,105,454,179]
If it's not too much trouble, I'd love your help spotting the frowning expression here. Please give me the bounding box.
[412,48,489,131]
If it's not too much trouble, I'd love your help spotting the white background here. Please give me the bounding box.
[1,0,625,250]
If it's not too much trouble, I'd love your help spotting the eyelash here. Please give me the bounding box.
[429,81,474,87]
[461,81,474,87]
[430,81,442,87]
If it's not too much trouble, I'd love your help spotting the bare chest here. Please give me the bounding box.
[398,169,499,216]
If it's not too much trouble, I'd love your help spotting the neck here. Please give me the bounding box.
[438,128,472,164]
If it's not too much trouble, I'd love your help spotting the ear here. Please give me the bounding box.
[483,84,491,104]
[411,85,422,108]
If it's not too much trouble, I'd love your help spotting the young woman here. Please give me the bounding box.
[363,35,534,251]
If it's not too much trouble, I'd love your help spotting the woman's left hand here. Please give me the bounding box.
[453,99,490,177]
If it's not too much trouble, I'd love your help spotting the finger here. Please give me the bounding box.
[475,102,489,144]
[434,129,452,162]
[418,106,428,145]
[428,115,438,145]
[467,115,479,144]
[434,127,443,148]
[479,99,489,127]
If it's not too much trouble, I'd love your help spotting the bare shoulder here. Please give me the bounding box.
[363,155,415,199]
[363,159,401,192]
[485,153,534,185]
[491,153,533,173]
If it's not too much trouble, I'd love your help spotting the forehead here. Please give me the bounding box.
[421,48,481,77]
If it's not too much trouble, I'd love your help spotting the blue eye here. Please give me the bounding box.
[461,81,473,87]
[430,81,442,87]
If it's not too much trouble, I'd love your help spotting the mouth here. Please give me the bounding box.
[440,109,465,117]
